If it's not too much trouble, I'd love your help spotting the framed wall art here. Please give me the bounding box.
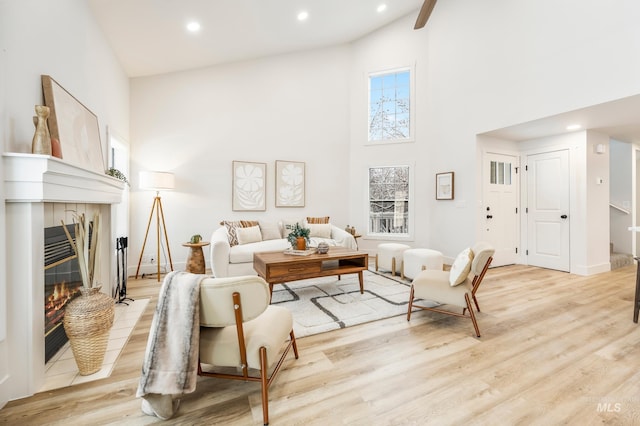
[41,75,104,173]
[232,161,266,211]
[436,172,454,200]
[275,160,305,207]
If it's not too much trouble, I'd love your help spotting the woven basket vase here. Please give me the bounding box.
[63,287,115,375]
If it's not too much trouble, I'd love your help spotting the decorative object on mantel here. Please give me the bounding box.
[105,167,129,185]
[286,222,311,250]
[42,75,105,173]
[31,105,52,155]
[61,212,115,376]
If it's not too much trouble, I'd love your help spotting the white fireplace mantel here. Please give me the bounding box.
[3,153,124,400]
[3,153,124,203]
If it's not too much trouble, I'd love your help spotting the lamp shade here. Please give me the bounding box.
[139,171,175,191]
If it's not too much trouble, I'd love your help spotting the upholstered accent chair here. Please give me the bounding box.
[198,275,298,425]
[407,242,494,337]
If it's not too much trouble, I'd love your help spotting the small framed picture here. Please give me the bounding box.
[436,172,454,200]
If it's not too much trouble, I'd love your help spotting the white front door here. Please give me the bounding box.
[482,153,519,266]
[526,149,570,271]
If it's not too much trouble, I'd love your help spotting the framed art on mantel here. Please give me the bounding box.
[232,161,266,211]
[41,75,104,174]
[436,172,454,200]
[275,160,305,207]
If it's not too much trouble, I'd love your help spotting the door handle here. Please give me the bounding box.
[486,215,493,219]
[560,215,568,219]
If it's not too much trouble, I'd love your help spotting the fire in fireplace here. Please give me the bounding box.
[44,224,84,362]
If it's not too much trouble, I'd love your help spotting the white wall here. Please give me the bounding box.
[129,46,352,273]
[0,0,129,405]
[348,1,640,259]
[610,139,633,254]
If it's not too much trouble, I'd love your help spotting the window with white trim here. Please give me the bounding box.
[368,68,412,143]
[368,165,410,236]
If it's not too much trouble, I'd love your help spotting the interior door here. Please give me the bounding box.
[527,150,570,271]
[482,153,519,266]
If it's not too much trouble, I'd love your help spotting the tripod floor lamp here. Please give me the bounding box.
[136,171,175,281]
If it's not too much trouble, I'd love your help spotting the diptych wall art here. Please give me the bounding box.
[232,161,266,211]
[275,160,305,207]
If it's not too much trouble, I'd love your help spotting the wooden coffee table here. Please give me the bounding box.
[253,247,368,295]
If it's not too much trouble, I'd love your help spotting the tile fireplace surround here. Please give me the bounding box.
[3,153,124,400]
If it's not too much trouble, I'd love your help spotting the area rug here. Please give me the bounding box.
[270,269,421,338]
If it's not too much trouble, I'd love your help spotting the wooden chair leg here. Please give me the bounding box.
[290,330,299,359]
[260,347,269,425]
[375,254,379,272]
[473,295,481,312]
[465,293,481,337]
[407,286,415,321]
[392,258,396,276]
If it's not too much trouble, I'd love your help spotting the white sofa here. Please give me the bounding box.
[209,220,357,277]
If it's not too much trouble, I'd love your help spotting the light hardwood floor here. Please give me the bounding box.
[2,264,640,425]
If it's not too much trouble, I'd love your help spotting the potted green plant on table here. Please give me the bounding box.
[287,223,311,250]
[62,212,115,375]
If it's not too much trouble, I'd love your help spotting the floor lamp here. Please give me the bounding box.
[136,171,175,281]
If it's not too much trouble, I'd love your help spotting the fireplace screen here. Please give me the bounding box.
[44,224,84,362]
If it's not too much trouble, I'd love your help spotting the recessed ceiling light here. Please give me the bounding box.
[377,4,387,13]
[186,21,201,32]
[297,11,309,21]
[566,124,581,131]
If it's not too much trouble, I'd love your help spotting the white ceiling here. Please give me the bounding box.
[482,94,640,144]
[87,0,640,145]
[87,0,424,78]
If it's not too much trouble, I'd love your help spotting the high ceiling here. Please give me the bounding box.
[87,0,640,144]
[87,0,424,78]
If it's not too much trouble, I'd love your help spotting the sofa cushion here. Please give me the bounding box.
[309,237,340,247]
[306,216,330,224]
[220,220,258,246]
[236,225,262,245]
[259,221,281,240]
[449,247,474,286]
[308,223,332,239]
[229,239,291,264]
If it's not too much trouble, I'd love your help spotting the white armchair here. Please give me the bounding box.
[198,275,298,425]
[407,242,494,337]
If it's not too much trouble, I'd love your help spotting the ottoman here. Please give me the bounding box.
[402,248,444,280]
[376,243,410,276]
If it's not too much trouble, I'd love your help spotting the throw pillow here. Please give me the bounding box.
[449,247,474,286]
[220,220,259,246]
[306,216,330,224]
[259,221,281,240]
[236,225,262,245]
[220,220,241,246]
[308,223,332,239]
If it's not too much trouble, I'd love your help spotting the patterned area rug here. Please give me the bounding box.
[271,269,423,338]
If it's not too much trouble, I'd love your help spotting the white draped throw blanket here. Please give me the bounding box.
[136,271,205,420]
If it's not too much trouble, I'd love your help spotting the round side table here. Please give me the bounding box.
[182,241,210,274]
